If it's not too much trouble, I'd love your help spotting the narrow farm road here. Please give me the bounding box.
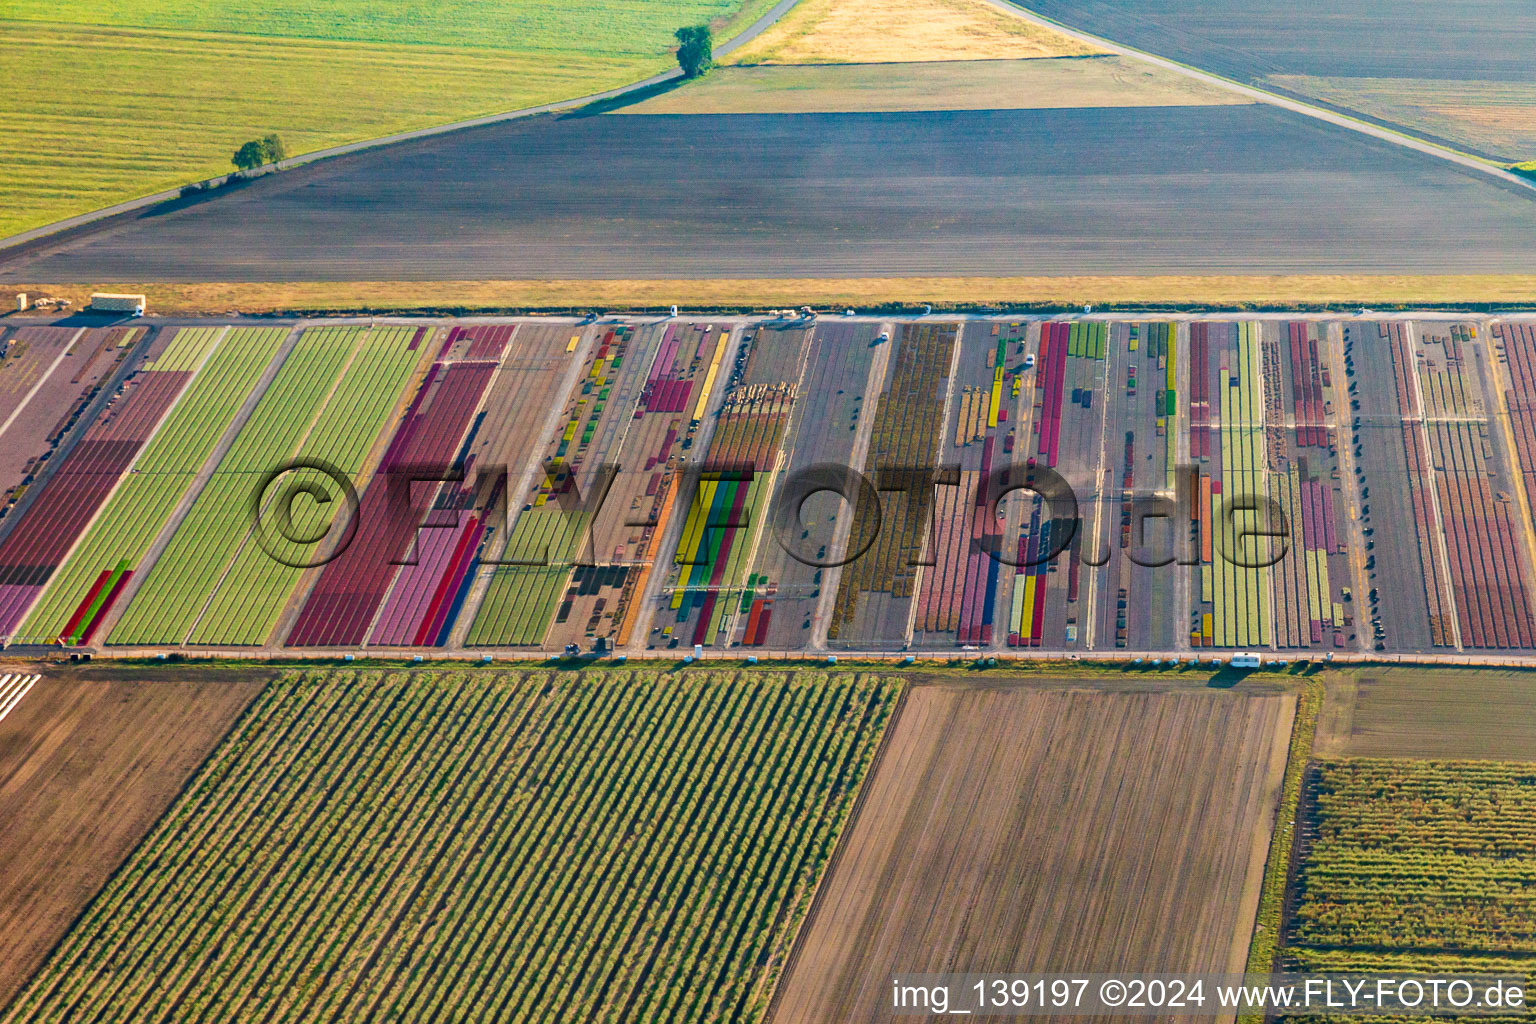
[987,0,1536,197]
[0,0,806,254]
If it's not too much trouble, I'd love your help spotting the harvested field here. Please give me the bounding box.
[1262,76,1536,163]
[0,669,264,1007]
[2,668,897,1024]
[1316,668,1536,761]
[771,685,1295,1023]
[1020,0,1536,154]
[723,0,1096,65]
[624,57,1242,115]
[12,106,1536,282]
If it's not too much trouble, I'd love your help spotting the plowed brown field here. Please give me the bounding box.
[770,685,1295,1024]
[0,670,264,1006]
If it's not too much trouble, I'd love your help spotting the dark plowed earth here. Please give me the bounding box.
[7,105,1536,281]
[1020,0,1536,82]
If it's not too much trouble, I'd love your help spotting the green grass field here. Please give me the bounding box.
[1,668,898,1024]
[2,0,777,239]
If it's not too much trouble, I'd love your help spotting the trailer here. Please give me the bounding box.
[89,292,146,316]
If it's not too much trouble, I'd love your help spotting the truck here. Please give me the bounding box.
[90,292,146,316]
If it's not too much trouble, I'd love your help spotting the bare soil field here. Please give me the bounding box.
[1018,0,1536,159]
[0,667,265,1006]
[8,105,1536,282]
[626,56,1243,115]
[1315,667,1536,761]
[770,684,1295,1023]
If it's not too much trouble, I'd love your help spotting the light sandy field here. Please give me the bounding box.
[0,670,266,1006]
[11,276,1536,316]
[1315,667,1536,761]
[1264,75,1536,162]
[626,56,1244,114]
[770,685,1295,1024]
[725,0,1099,64]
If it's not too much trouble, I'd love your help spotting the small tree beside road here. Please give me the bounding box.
[675,25,712,79]
[231,133,287,172]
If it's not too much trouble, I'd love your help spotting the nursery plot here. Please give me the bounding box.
[828,322,957,648]
[772,685,1294,1023]
[1,669,897,1024]
[1393,322,1533,649]
[467,321,694,648]
[288,326,504,647]
[17,327,291,646]
[1002,321,1112,651]
[0,327,210,639]
[1263,321,1357,652]
[1091,321,1187,653]
[653,323,805,650]
[912,321,1026,649]
[1187,321,1272,649]
[738,321,883,650]
[547,321,736,652]
[368,323,578,647]
[0,326,140,515]
[108,324,428,646]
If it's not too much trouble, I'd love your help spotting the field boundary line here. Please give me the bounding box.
[0,0,805,258]
[988,0,1536,197]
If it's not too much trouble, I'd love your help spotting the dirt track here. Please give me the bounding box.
[771,684,1294,1023]
[0,671,264,1007]
[8,105,1536,282]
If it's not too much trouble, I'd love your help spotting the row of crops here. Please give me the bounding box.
[108,325,427,646]
[11,316,1536,654]
[2,669,900,1024]
[1280,758,1536,1022]
[828,323,957,642]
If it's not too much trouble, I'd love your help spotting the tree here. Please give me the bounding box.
[231,133,287,172]
[674,24,712,79]
[232,140,267,171]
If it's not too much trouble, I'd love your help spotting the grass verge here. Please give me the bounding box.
[11,276,1536,317]
[1238,676,1323,1023]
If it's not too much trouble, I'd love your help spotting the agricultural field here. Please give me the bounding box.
[0,667,265,1007]
[624,56,1244,115]
[0,314,1533,657]
[1315,668,1536,761]
[1278,758,1536,1006]
[770,684,1295,1023]
[1019,0,1536,161]
[1,668,898,1024]
[13,105,1536,282]
[722,0,1096,65]
[1,0,781,238]
[0,326,141,518]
